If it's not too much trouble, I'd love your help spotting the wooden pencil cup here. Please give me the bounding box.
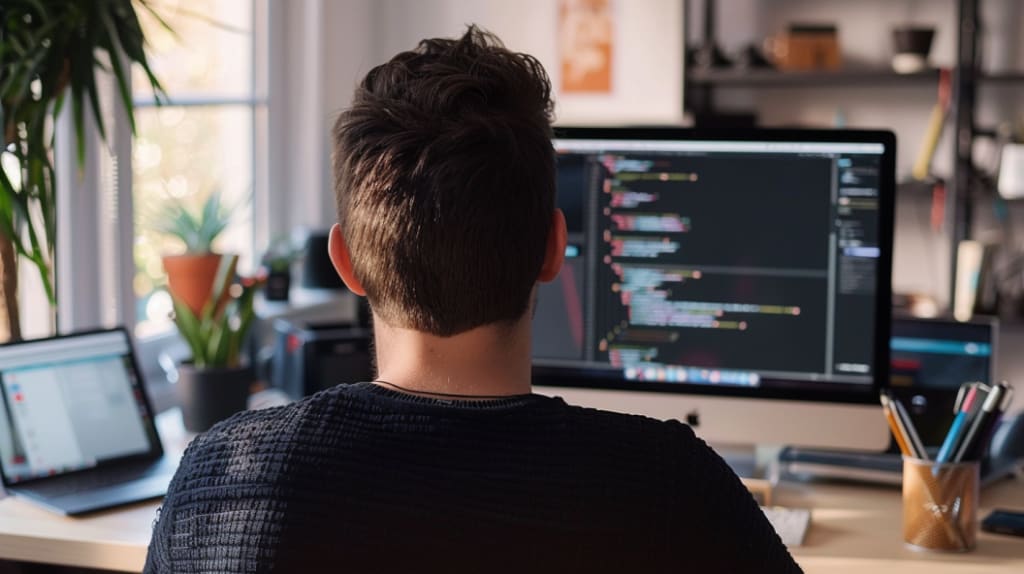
[902,457,979,552]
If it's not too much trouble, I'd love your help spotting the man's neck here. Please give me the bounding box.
[371,312,533,398]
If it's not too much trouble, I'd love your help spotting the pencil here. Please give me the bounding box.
[891,396,927,460]
[880,393,913,456]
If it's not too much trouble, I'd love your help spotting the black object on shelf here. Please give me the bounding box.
[265,270,291,301]
[892,27,936,74]
[301,230,345,290]
[734,44,774,70]
[691,43,732,69]
[689,0,731,69]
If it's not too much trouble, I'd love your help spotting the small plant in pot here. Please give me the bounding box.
[170,255,262,432]
[156,192,236,317]
[260,236,304,302]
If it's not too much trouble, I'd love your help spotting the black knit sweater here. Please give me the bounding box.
[144,382,801,573]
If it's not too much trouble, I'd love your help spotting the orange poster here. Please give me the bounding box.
[559,0,614,93]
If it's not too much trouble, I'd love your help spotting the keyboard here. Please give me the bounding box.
[761,506,811,547]
[22,458,174,498]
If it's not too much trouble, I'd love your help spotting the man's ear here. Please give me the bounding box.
[327,224,367,296]
[538,209,567,283]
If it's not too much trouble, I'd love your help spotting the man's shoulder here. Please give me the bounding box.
[552,398,700,445]
[175,384,362,477]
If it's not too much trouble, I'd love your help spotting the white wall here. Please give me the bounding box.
[368,0,684,126]
[283,0,684,230]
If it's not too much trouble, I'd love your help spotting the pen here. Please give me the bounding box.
[890,395,927,460]
[880,393,913,457]
[953,382,988,413]
[955,383,1012,462]
[936,385,985,464]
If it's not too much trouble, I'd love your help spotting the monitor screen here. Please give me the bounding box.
[0,330,159,484]
[533,128,894,405]
[890,318,994,391]
[888,318,995,447]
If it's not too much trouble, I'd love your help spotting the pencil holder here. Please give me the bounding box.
[902,457,979,552]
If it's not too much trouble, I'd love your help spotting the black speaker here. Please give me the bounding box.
[301,230,345,289]
[271,319,373,399]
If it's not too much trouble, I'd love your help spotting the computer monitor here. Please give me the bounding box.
[890,316,997,447]
[532,127,895,451]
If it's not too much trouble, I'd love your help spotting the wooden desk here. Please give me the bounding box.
[0,496,158,571]
[2,407,1022,574]
[1,475,1020,573]
[783,477,1024,573]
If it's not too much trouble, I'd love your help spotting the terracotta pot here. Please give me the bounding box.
[162,253,231,316]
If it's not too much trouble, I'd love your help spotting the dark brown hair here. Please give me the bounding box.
[332,26,556,336]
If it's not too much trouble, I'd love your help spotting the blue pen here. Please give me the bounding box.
[953,384,1007,462]
[936,386,983,464]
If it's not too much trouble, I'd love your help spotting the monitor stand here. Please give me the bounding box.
[776,445,1023,488]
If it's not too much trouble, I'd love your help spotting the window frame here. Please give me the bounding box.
[131,0,270,338]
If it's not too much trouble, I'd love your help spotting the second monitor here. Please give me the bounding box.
[532,127,896,451]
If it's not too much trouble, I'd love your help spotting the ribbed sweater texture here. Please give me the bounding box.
[144,382,801,573]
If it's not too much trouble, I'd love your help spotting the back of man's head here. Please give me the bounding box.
[332,26,556,337]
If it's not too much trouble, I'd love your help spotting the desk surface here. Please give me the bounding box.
[2,408,1022,574]
[779,478,1024,573]
[1,474,1021,573]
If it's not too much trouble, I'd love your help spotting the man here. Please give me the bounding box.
[145,27,801,573]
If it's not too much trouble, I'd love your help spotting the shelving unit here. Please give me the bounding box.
[684,0,1024,305]
[687,68,942,88]
[688,68,1024,89]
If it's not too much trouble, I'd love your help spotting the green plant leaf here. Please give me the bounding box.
[113,0,168,104]
[84,69,107,143]
[171,297,205,367]
[0,165,32,257]
[0,175,23,246]
[36,151,57,249]
[69,70,86,167]
[134,0,177,38]
[97,10,136,134]
[209,311,233,367]
[153,192,238,254]
[0,0,174,331]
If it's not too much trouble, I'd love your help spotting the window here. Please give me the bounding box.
[131,0,267,336]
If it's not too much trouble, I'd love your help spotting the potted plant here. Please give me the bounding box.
[171,254,261,432]
[156,191,235,316]
[0,0,168,341]
[260,236,304,302]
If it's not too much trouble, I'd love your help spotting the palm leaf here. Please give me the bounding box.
[98,10,136,134]
[0,0,172,328]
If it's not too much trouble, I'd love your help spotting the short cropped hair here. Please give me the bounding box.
[332,26,556,336]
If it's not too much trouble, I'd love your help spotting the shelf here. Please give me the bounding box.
[687,68,1024,88]
[687,68,940,87]
[979,72,1024,84]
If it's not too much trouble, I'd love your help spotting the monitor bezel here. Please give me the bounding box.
[0,327,165,488]
[534,126,896,406]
